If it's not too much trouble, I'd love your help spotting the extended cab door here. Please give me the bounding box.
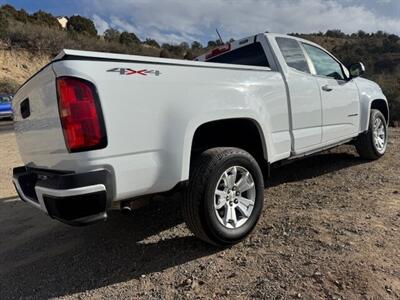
[301,43,360,143]
[274,37,322,153]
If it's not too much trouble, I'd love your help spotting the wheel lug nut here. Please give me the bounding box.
[236,191,240,196]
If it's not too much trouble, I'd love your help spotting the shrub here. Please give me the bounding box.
[159,48,172,58]
[29,10,60,28]
[67,15,97,36]
[0,4,17,18]
[14,8,29,23]
[119,31,140,45]
[191,41,203,49]
[0,11,8,38]
[0,78,20,94]
[104,28,120,43]
[144,38,160,48]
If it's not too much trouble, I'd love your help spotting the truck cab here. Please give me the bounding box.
[197,33,388,157]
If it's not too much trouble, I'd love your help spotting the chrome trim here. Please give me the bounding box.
[13,178,106,213]
[35,184,106,201]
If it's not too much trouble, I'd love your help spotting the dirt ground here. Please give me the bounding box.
[0,121,22,198]
[0,125,399,299]
[0,49,51,88]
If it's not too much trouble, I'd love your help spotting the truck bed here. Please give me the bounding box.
[13,49,289,201]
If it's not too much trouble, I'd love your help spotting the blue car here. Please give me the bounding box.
[0,94,13,120]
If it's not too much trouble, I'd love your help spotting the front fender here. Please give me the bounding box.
[354,78,388,132]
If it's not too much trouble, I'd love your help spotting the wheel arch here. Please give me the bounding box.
[188,117,269,172]
[360,98,389,132]
[370,99,389,125]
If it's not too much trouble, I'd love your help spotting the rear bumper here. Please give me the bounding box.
[12,166,114,226]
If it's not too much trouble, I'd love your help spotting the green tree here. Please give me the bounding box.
[207,40,217,48]
[15,8,29,23]
[388,34,400,43]
[0,11,8,38]
[144,38,160,48]
[104,28,120,43]
[67,15,97,36]
[159,48,172,58]
[0,4,17,18]
[357,30,367,38]
[207,39,223,48]
[184,51,195,60]
[119,31,140,45]
[179,42,189,50]
[161,43,186,57]
[191,41,203,49]
[30,10,60,28]
[325,29,345,38]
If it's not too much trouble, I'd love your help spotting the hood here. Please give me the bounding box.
[0,102,12,112]
[354,77,382,92]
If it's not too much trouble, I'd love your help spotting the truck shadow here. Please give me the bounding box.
[0,197,217,299]
[0,120,14,133]
[0,148,369,299]
[266,149,367,187]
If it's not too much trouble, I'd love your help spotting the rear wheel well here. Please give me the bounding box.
[191,118,267,167]
[371,99,389,124]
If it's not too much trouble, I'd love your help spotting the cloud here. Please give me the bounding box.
[92,14,109,34]
[86,0,400,44]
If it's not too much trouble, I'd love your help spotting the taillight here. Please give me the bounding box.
[56,77,107,152]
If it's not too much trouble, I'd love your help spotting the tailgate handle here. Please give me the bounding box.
[20,98,30,119]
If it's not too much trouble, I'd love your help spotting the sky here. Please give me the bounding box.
[1,0,400,44]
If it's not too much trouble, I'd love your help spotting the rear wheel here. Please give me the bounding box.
[355,109,387,160]
[182,147,264,246]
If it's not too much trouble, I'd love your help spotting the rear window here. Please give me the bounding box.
[276,37,310,73]
[207,43,269,67]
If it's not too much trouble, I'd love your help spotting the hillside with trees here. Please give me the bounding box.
[0,4,398,124]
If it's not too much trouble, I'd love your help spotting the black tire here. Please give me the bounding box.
[182,147,264,246]
[355,109,387,160]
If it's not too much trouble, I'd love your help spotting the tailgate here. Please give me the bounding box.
[13,64,69,169]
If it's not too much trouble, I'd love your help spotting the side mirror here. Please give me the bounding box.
[349,62,365,78]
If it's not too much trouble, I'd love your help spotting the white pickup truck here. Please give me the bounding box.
[12,32,389,246]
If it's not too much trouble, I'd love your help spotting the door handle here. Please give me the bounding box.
[321,85,333,92]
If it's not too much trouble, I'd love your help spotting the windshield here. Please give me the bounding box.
[0,95,12,103]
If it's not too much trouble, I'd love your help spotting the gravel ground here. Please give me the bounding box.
[0,120,22,198]
[0,127,399,299]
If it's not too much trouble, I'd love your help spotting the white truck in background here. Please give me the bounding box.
[12,33,389,246]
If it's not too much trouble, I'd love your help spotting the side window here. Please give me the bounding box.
[207,43,269,67]
[302,44,345,80]
[276,37,310,73]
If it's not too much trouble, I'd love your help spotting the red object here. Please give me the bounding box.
[57,77,107,152]
[126,69,147,75]
[206,44,231,60]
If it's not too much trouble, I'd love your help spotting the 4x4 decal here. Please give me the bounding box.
[107,68,161,76]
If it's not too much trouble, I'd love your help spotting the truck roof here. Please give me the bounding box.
[195,32,324,62]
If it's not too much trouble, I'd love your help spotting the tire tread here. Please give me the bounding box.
[181,147,259,246]
[356,109,386,160]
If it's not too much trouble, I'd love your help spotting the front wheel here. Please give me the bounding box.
[182,147,264,246]
[355,109,388,160]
